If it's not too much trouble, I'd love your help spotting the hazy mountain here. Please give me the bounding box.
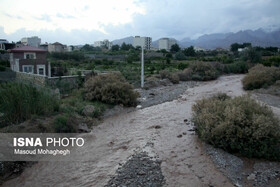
[112,36,134,45]
[179,28,280,49]
[112,28,280,49]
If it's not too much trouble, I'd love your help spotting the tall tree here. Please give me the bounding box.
[111,44,120,51]
[170,44,180,53]
[183,46,196,57]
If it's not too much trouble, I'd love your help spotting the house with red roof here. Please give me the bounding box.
[9,45,49,76]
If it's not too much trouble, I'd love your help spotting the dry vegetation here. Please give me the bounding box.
[242,64,280,90]
[84,73,139,106]
[192,93,280,161]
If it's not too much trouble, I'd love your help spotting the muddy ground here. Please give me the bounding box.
[2,74,280,187]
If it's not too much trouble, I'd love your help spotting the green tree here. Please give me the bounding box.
[111,44,120,51]
[170,44,180,53]
[245,47,262,63]
[121,42,130,51]
[175,51,186,60]
[81,44,94,51]
[183,46,196,57]
[230,43,239,52]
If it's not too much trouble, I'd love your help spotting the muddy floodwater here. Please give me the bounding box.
[3,75,261,187]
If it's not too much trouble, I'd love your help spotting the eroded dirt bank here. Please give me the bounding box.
[3,74,278,187]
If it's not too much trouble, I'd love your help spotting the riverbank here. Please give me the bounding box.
[2,74,280,187]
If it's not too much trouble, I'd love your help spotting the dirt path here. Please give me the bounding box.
[3,75,248,187]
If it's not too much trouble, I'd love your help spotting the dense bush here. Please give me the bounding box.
[169,73,180,84]
[53,114,76,133]
[0,82,59,126]
[177,68,192,81]
[177,62,189,70]
[0,65,5,71]
[223,61,248,74]
[192,94,280,161]
[0,60,9,67]
[262,56,280,67]
[189,62,219,81]
[159,70,170,79]
[242,64,280,90]
[84,73,138,106]
[159,70,180,84]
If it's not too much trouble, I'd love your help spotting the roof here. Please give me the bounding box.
[51,42,63,46]
[9,45,47,53]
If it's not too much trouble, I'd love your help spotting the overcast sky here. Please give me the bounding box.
[0,0,279,45]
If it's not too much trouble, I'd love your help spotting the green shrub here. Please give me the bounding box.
[84,73,138,106]
[242,64,280,90]
[177,62,189,70]
[189,62,218,80]
[0,65,5,71]
[0,82,59,126]
[192,94,280,161]
[224,61,248,74]
[53,114,75,133]
[0,60,10,67]
[175,52,186,60]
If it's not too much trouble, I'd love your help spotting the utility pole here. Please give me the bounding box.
[141,46,144,88]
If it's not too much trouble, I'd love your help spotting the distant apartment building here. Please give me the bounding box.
[94,39,112,49]
[0,39,8,50]
[67,46,74,52]
[39,43,48,51]
[158,38,176,51]
[0,39,16,51]
[21,36,41,47]
[194,46,207,52]
[9,45,48,76]
[133,36,152,50]
[48,42,65,53]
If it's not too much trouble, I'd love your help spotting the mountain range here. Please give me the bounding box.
[112,28,280,49]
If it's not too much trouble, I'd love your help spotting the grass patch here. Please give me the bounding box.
[53,114,76,133]
[0,82,59,126]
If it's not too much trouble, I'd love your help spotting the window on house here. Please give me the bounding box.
[24,53,36,59]
[23,66,33,73]
[38,68,44,75]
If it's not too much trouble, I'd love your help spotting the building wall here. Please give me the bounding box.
[94,40,112,49]
[158,38,176,51]
[21,37,41,47]
[16,71,47,86]
[48,44,64,53]
[133,36,152,50]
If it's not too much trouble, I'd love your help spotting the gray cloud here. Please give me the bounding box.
[36,14,52,22]
[2,0,280,44]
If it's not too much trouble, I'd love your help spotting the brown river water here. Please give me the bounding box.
[4,75,254,187]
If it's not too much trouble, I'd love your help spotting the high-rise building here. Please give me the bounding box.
[94,39,112,49]
[133,36,152,50]
[158,38,176,51]
[21,36,41,48]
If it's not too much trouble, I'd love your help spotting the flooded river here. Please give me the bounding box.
[3,75,247,187]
